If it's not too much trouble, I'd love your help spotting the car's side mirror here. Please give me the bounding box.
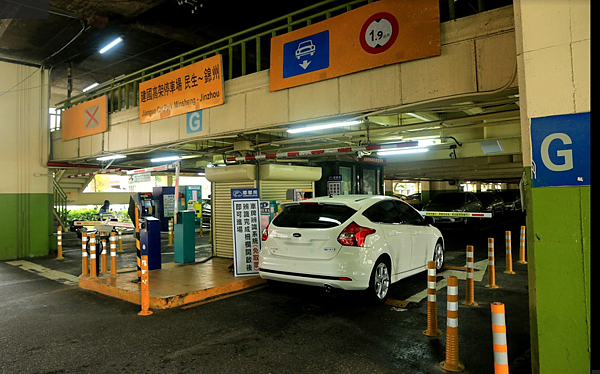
[424,215,435,225]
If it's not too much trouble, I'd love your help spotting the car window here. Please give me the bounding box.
[363,200,402,224]
[394,200,424,225]
[272,203,356,228]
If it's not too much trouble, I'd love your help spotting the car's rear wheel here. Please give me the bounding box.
[368,258,390,303]
[433,240,445,271]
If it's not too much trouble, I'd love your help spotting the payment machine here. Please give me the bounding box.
[128,192,161,273]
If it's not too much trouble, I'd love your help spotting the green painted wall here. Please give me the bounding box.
[524,167,591,373]
[0,193,53,260]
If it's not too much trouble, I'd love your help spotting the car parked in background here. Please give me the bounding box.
[393,193,422,210]
[201,199,211,228]
[421,192,483,224]
[259,195,445,302]
[474,192,505,216]
[497,191,522,211]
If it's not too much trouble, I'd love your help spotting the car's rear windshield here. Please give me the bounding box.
[272,203,356,228]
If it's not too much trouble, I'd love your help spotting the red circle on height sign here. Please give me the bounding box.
[359,12,399,54]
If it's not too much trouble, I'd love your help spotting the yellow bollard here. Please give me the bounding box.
[110,232,117,276]
[168,219,173,246]
[485,238,499,289]
[56,225,64,260]
[440,276,464,372]
[138,255,153,316]
[90,232,97,279]
[117,229,123,252]
[491,302,510,374]
[81,231,88,276]
[101,239,108,274]
[504,231,515,274]
[462,245,478,306]
[423,261,442,337]
[517,226,527,264]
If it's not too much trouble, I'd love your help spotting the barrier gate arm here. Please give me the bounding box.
[419,211,493,218]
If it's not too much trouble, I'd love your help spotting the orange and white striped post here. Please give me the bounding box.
[100,238,108,274]
[462,245,478,306]
[504,231,515,274]
[423,261,442,337]
[440,276,464,372]
[81,231,88,276]
[491,302,509,374]
[485,238,499,289]
[138,255,153,316]
[56,225,64,260]
[517,226,527,264]
[89,232,97,279]
[110,231,117,276]
[168,219,174,246]
[117,229,123,252]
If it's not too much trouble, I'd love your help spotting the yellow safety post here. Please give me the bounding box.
[138,254,153,316]
[100,239,108,274]
[81,231,88,276]
[485,238,499,289]
[462,245,478,306]
[504,231,515,274]
[56,225,64,259]
[440,276,464,372]
[517,226,527,264]
[110,231,117,276]
[90,232,97,279]
[117,229,123,252]
[491,302,509,374]
[423,261,442,337]
[168,219,173,246]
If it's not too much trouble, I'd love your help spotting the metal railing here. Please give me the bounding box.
[55,0,372,116]
[53,179,68,227]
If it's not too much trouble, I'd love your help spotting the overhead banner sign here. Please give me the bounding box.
[231,188,261,277]
[61,95,108,141]
[270,0,440,91]
[138,54,224,124]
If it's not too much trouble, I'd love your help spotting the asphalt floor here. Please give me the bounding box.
[0,213,532,374]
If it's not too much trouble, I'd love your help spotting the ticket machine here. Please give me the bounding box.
[128,192,161,273]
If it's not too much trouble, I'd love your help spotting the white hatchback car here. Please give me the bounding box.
[259,195,445,302]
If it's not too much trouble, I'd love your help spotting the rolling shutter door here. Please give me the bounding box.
[259,180,314,201]
[212,180,256,258]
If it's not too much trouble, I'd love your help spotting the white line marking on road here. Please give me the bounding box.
[6,261,79,286]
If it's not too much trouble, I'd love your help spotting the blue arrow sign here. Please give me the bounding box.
[283,30,330,79]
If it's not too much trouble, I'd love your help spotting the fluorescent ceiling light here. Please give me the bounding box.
[150,156,181,162]
[377,148,429,156]
[197,172,206,176]
[96,154,126,161]
[287,120,361,134]
[83,83,99,92]
[99,37,123,54]
[406,112,438,122]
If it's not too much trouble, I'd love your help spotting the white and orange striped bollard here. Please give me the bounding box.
[491,302,509,374]
[117,229,123,252]
[504,231,515,274]
[440,276,464,372]
[101,238,108,274]
[56,225,64,260]
[486,238,499,289]
[110,231,117,276]
[168,219,174,246]
[89,232,97,279]
[81,231,88,276]
[517,226,527,264]
[423,261,442,337]
[462,245,478,306]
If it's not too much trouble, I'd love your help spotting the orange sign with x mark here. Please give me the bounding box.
[62,96,108,141]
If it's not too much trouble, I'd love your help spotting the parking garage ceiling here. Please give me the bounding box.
[1,0,523,183]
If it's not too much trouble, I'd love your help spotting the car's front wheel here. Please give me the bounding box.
[433,240,445,271]
[368,258,390,303]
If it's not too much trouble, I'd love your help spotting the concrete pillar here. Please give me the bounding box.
[513,1,590,373]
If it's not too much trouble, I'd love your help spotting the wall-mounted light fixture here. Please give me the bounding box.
[150,156,181,163]
[377,147,429,156]
[96,154,126,161]
[83,83,99,92]
[287,119,361,134]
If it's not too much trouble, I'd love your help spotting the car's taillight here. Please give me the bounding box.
[337,221,376,247]
[261,224,269,241]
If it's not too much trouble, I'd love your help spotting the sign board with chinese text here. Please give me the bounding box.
[139,55,224,124]
[61,95,108,141]
[231,188,261,276]
[270,0,440,91]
